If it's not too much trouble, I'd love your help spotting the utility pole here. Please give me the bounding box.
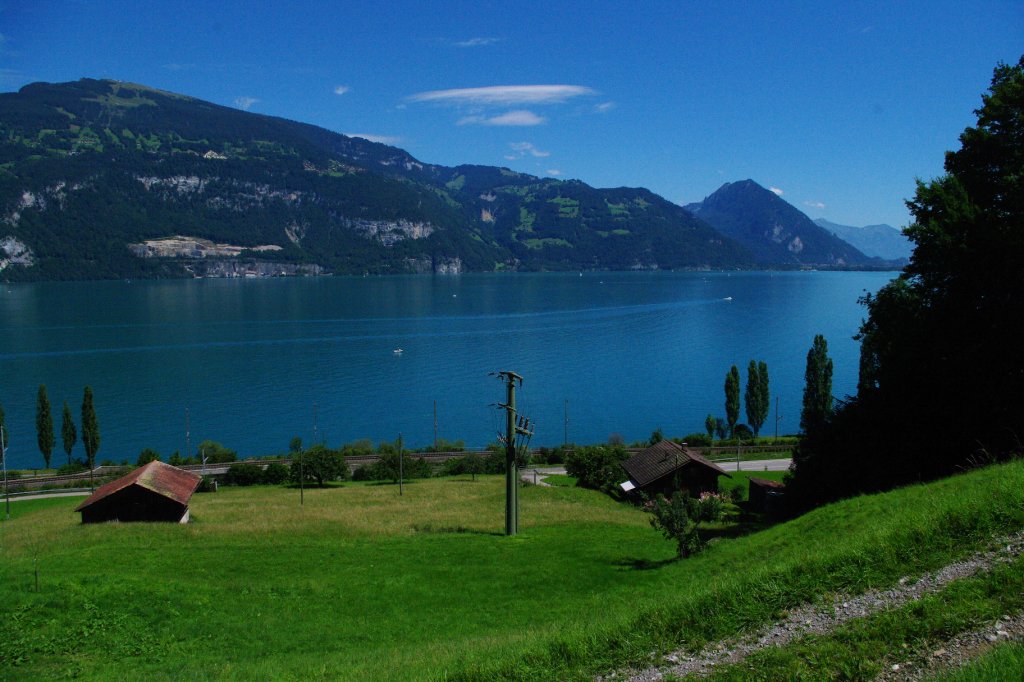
[433,401,438,451]
[398,432,404,496]
[312,401,318,445]
[2,426,9,520]
[184,407,191,462]
[564,399,568,448]
[774,396,781,441]
[492,371,533,536]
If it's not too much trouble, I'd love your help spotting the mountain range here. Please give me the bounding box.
[813,218,912,262]
[0,79,901,280]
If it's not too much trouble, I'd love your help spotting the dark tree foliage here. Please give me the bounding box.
[704,414,716,441]
[290,444,345,486]
[789,58,1024,510]
[36,384,55,468]
[136,448,161,466]
[799,335,833,433]
[196,440,237,464]
[744,360,770,437]
[724,366,741,437]
[61,400,77,466]
[80,386,100,469]
[565,444,630,495]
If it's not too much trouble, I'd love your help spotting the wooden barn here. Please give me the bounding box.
[75,460,202,524]
[619,440,730,498]
[748,476,786,515]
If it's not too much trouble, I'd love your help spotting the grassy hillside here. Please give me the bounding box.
[2,461,1023,680]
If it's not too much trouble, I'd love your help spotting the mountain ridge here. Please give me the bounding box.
[813,218,912,262]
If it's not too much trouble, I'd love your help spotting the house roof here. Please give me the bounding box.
[748,476,786,490]
[75,460,202,512]
[620,440,730,488]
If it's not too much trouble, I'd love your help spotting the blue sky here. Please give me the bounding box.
[1,1,1021,228]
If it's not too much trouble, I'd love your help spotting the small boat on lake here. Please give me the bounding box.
[393,348,404,355]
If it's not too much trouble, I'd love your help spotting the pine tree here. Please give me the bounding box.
[744,361,763,437]
[36,385,56,469]
[61,401,77,466]
[800,335,833,432]
[724,365,740,437]
[81,386,100,470]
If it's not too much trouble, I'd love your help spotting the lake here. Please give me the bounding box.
[0,271,896,469]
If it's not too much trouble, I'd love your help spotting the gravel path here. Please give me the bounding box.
[607,532,1024,681]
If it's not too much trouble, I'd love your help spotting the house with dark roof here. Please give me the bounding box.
[75,460,202,524]
[748,476,786,514]
[619,440,730,498]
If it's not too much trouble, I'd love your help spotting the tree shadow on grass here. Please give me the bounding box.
[613,556,679,571]
[411,523,503,537]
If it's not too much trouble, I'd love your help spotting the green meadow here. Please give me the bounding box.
[2,462,1024,681]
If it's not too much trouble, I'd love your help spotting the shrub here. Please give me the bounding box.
[223,462,264,486]
[565,445,629,494]
[57,460,87,475]
[196,440,237,464]
[733,424,754,440]
[196,475,218,493]
[136,448,161,466]
[679,433,712,447]
[262,462,289,484]
[290,445,345,487]
[644,491,726,557]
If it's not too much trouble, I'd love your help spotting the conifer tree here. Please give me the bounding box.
[36,385,55,469]
[81,386,100,470]
[61,401,77,466]
[744,360,770,437]
[724,365,740,437]
[800,335,833,432]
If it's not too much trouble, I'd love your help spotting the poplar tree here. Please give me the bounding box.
[36,385,55,469]
[744,360,770,437]
[724,365,740,437]
[704,414,716,441]
[81,386,100,470]
[800,335,833,432]
[61,401,77,466]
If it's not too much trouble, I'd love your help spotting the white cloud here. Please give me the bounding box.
[409,84,595,106]
[233,96,259,111]
[546,169,563,176]
[595,101,615,112]
[344,133,401,145]
[803,200,826,210]
[769,187,784,196]
[458,110,546,126]
[453,37,500,48]
[334,85,350,95]
[508,142,550,158]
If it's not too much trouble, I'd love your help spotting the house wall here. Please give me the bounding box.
[80,486,188,523]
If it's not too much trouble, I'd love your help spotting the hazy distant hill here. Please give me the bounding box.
[684,180,871,267]
[814,218,912,262]
[0,78,752,280]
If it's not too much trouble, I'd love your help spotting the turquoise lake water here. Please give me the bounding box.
[0,271,896,469]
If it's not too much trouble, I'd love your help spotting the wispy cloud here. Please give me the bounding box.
[453,37,500,48]
[234,96,259,111]
[803,200,826,210]
[769,187,784,196]
[546,169,563,176]
[409,84,595,106]
[345,133,401,145]
[595,101,615,112]
[334,85,350,95]
[508,142,550,158]
[458,110,546,126]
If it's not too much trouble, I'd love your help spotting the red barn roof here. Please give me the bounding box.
[75,460,202,512]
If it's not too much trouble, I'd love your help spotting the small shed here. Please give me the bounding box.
[619,440,730,498]
[75,460,202,524]
[748,476,786,514]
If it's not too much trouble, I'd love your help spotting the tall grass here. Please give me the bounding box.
[2,461,1023,681]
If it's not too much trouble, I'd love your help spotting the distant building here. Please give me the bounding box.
[75,460,202,524]
[619,440,730,498]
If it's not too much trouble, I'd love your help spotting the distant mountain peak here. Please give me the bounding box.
[685,181,871,266]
